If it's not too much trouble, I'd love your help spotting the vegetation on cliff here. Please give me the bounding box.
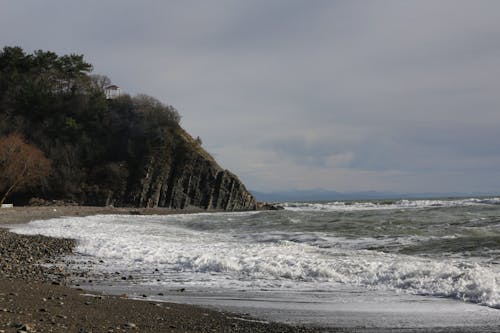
[0,46,255,210]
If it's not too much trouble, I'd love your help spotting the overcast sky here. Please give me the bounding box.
[1,1,499,194]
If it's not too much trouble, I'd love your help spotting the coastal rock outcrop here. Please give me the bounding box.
[129,129,256,211]
[0,46,256,210]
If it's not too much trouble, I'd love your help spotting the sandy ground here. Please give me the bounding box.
[0,205,205,225]
[0,206,322,333]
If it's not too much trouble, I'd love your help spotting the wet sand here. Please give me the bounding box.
[0,206,321,333]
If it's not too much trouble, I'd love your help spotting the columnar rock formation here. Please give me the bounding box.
[131,129,256,211]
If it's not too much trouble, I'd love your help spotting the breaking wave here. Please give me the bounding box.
[10,213,500,308]
[283,197,500,212]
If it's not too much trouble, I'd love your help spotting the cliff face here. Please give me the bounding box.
[0,47,256,210]
[125,128,256,211]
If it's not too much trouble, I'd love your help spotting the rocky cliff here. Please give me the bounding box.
[60,126,257,211]
[0,47,256,210]
[27,126,257,211]
[129,128,256,211]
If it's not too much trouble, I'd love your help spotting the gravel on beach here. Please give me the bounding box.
[0,206,324,333]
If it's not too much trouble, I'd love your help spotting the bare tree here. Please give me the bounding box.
[0,134,51,205]
[90,74,111,90]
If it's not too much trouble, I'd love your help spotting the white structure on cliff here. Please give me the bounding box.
[104,85,121,99]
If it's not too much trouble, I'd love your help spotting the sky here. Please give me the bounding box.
[1,0,500,194]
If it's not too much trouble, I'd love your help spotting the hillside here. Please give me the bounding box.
[0,46,256,210]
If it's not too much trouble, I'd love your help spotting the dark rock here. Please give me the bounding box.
[257,202,285,211]
[12,323,31,332]
[28,198,78,206]
[20,126,256,211]
[128,130,257,211]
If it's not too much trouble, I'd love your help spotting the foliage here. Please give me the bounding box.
[0,46,183,205]
[0,134,51,205]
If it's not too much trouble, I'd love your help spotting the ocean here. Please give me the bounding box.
[10,197,500,330]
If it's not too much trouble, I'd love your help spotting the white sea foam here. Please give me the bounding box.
[9,213,500,308]
[283,197,500,212]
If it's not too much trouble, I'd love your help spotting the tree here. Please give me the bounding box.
[90,74,111,90]
[0,134,51,205]
[132,94,181,125]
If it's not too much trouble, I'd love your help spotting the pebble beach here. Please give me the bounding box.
[0,206,322,333]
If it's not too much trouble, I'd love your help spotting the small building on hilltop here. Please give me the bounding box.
[104,85,121,99]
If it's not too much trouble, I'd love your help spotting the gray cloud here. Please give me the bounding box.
[1,0,500,194]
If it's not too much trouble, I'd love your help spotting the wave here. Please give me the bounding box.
[9,214,500,308]
[283,197,500,212]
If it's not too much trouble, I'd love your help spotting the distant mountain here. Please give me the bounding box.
[251,189,500,203]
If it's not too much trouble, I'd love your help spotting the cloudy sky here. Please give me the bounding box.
[1,1,499,194]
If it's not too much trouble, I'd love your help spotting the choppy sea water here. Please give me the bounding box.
[10,197,500,330]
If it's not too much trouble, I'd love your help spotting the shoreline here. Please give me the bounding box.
[0,206,321,333]
[0,205,213,225]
